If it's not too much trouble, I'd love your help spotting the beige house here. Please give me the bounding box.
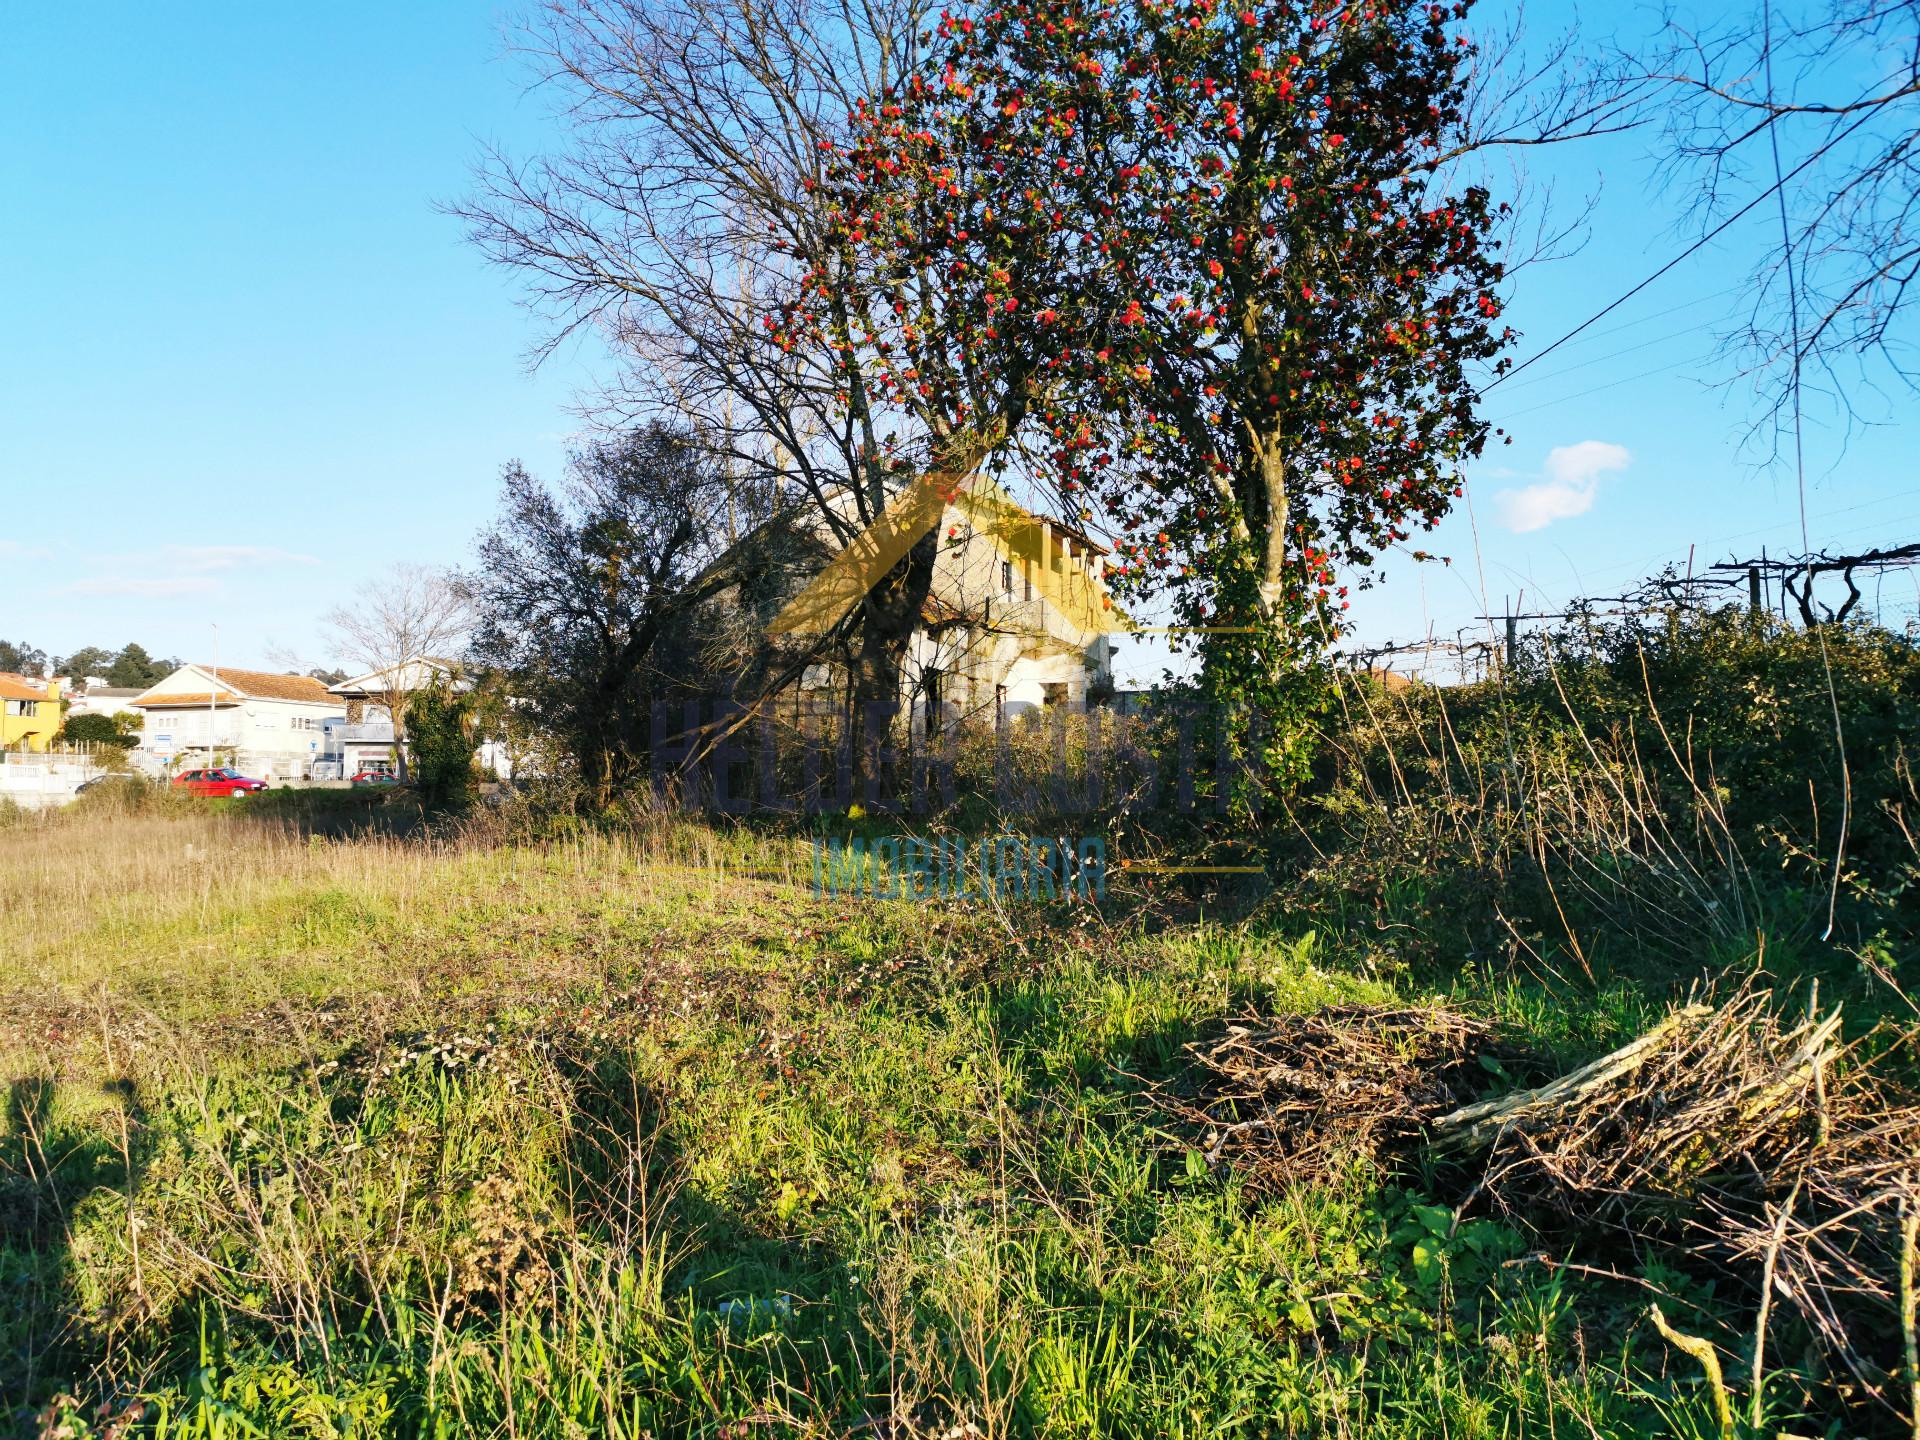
[781,488,1118,730]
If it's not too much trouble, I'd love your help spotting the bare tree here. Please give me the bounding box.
[452,0,965,761]
[1640,0,1920,440]
[321,563,474,777]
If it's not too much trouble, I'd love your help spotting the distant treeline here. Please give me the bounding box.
[0,640,178,687]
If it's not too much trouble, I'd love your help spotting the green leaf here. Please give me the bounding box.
[1410,1203,1453,1236]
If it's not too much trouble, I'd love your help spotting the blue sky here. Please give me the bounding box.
[1,3,601,669]
[3,3,1915,682]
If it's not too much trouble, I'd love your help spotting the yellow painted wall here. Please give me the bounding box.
[1,679,63,752]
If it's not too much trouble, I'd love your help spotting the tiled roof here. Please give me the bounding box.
[130,691,246,708]
[132,667,339,708]
[0,675,47,701]
[206,667,336,703]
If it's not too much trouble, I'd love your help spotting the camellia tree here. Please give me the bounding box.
[777,0,1518,778]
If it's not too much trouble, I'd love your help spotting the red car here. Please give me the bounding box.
[173,767,269,798]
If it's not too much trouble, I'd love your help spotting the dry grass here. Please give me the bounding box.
[0,803,819,1079]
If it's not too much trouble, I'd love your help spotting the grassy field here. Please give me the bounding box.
[6,786,1810,1440]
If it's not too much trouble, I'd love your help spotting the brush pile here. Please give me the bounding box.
[1435,988,1920,1413]
[1175,987,1920,1417]
[1430,989,1840,1216]
[1163,1004,1509,1188]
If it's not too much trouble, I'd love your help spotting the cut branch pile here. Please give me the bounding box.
[1172,986,1920,1418]
[1432,988,1920,1414]
[1702,1063,1920,1412]
[1431,990,1843,1220]
[1162,1004,1510,1189]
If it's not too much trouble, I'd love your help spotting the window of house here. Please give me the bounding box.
[1023,568,1032,601]
[1002,559,1013,595]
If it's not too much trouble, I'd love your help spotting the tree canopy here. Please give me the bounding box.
[778,0,1514,762]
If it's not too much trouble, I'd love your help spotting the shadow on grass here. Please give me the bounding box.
[1,1074,150,1426]
[235,786,432,841]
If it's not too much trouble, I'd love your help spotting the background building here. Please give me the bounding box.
[128,665,345,779]
[0,674,63,752]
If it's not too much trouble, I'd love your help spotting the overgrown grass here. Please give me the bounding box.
[6,812,1764,1439]
[7,611,1915,1435]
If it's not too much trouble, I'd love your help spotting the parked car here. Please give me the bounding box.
[350,770,400,789]
[172,767,269,798]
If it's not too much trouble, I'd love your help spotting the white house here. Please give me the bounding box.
[129,665,346,780]
[321,657,519,780]
[61,684,148,721]
[328,657,465,725]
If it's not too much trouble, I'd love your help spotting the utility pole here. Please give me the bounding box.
[1747,566,1762,615]
[210,622,219,769]
[1503,612,1518,672]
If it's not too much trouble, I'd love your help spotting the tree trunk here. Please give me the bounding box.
[389,696,412,782]
[845,528,938,803]
[1250,430,1290,621]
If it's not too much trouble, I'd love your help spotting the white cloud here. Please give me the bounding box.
[1494,441,1632,533]
[56,543,317,601]
[63,576,220,598]
[162,545,319,572]
[0,538,54,561]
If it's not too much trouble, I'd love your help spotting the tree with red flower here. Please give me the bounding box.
[795,0,1519,778]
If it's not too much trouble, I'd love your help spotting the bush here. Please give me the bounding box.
[57,713,136,749]
[1288,609,1920,989]
[406,682,479,808]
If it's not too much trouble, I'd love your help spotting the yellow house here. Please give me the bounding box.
[0,675,63,752]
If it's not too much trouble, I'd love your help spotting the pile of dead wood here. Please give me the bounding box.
[1169,987,1920,1421]
[1430,990,1840,1214]
[1160,1004,1513,1187]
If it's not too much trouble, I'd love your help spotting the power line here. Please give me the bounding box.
[1484,284,1745,395]
[1487,106,1881,392]
[1493,319,1729,396]
[1488,350,1715,422]
[1761,15,1850,940]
